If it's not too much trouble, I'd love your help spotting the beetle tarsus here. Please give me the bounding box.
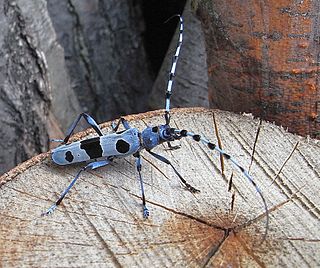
[143,206,149,218]
[42,204,57,216]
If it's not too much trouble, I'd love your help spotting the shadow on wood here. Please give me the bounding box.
[0,108,319,267]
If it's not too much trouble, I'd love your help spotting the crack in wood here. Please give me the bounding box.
[249,119,263,172]
[130,192,224,231]
[212,111,225,174]
[200,229,230,267]
[270,141,299,185]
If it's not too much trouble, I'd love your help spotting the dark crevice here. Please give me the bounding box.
[141,0,187,76]
[201,229,230,267]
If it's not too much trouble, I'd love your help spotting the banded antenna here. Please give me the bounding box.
[164,15,183,125]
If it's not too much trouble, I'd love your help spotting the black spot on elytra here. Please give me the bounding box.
[152,126,158,132]
[65,151,74,162]
[80,137,103,159]
[116,139,130,153]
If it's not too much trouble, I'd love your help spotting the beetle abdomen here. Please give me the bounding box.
[52,128,140,165]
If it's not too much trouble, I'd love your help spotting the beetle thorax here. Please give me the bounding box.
[141,125,174,150]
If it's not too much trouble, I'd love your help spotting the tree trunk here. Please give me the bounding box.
[46,0,153,122]
[1,108,319,267]
[195,0,320,138]
[0,0,80,174]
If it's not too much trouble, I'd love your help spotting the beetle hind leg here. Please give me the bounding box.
[42,160,110,216]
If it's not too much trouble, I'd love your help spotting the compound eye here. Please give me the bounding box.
[152,126,159,133]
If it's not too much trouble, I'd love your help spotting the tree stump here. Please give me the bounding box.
[0,108,319,267]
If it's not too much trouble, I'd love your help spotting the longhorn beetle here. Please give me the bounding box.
[43,15,269,241]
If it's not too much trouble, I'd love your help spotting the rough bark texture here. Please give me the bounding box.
[0,108,319,267]
[194,0,320,138]
[148,0,209,111]
[0,0,80,174]
[46,0,153,122]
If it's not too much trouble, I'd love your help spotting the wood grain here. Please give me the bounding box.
[0,108,319,267]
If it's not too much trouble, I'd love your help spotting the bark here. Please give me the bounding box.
[194,0,320,138]
[148,0,209,111]
[46,0,153,122]
[1,108,319,267]
[0,0,80,174]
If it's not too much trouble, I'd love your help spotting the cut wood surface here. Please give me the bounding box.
[0,108,319,267]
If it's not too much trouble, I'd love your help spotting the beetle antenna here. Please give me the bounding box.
[164,15,183,125]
